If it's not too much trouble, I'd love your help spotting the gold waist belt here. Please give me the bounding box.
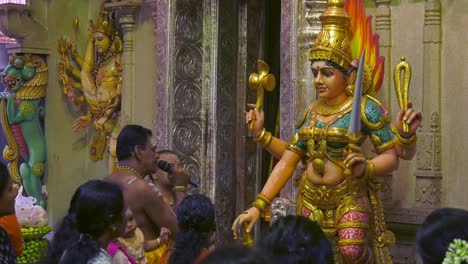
[300,176,367,209]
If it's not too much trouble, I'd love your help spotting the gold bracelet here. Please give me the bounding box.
[173,185,186,192]
[251,193,271,213]
[397,133,416,148]
[392,125,417,148]
[363,161,375,180]
[254,128,266,141]
[254,128,273,148]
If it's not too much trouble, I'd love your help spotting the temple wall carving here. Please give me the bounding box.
[8,0,467,252]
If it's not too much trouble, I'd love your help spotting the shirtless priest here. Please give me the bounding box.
[105,124,190,263]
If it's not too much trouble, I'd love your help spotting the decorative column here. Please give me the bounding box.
[106,0,142,125]
[0,2,49,54]
[278,0,299,200]
[374,0,393,208]
[302,0,327,47]
[414,0,442,208]
[298,0,327,124]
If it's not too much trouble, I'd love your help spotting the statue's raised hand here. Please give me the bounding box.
[88,20,95,39]
[231,207,260,239]
[396,101,422,139]
[245,103,264,137]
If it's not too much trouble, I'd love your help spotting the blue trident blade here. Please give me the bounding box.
[348,50,366,135]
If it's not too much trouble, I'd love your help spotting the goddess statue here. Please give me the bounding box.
[232,0,422,263]
[57,4,122,161]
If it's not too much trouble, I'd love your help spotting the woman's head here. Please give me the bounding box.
[259,215,333,264]
[177,194,215,234]
[71,179,126,239]
[48,180,126,263]
[170,194,216,264]
[311,60,354,101]
[416,208,468,264]
[0,162,17,217]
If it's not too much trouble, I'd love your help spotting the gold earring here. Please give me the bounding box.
[345,84,354,96]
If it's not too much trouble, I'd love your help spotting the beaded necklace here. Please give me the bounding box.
[116,165,142,178]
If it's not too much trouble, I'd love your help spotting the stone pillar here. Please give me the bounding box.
[106,0,142,125]
[414,0,442,208]
[0,2,49,54]
[278,0,299,200]
[374,0,394,208]
[299,0,327,123]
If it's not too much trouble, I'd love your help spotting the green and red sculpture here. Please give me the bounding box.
[0,54,47,208]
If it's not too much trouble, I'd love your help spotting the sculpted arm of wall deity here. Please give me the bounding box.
[0,54,47,208]
[57,5,122,161]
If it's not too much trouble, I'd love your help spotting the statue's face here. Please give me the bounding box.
[311,60,348,100]
[94,32,111,55]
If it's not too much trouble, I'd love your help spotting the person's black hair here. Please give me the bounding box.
[200,246,271,264]
[416,208,468,264]
[0,162,10,195]
[169,194,215,264]
[47,180,124,264]
[116,124,152,161]
[258,215,333,264]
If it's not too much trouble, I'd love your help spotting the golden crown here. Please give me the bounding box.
[92,5,116,38]
[309,0,352,70]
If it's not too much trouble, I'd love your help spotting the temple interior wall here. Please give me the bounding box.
[7,0,467,248]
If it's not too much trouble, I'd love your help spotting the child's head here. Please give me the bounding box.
[122,208,137,238]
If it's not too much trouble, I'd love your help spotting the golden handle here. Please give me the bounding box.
[234,222,254,247]
[247,60,276,130]
[393,56,411,133]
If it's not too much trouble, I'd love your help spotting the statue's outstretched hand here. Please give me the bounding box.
[231,207,260,239]
[245,103,264,137]
[72,115,91,132]
[344,144,367,177]
[396,101,422,138]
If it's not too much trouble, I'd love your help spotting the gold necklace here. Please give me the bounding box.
[314,97,353,116]
[116,165,142,178]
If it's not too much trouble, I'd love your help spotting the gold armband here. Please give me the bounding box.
[173,185,187,192]
[254,128,273,148]
[251,193,271,213]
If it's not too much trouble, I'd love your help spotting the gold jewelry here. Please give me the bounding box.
[116,164,142,178]
[309,0,352,70]
[251,193,271,213]
[173,185,187,192]
[345,84,354,96]
[364,160,375,180]
[314,97,353,116]
[394,126,417,148]
[254,128,273,148]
